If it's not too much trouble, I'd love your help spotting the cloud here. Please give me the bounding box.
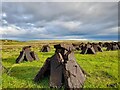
[1,2,118,41]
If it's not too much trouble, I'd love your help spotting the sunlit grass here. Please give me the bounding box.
[2,42,119,88]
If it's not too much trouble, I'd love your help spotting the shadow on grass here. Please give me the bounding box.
[40,52,54,56]
[9,65,40,79]
[8,65,49,87]
[2,57,16,65]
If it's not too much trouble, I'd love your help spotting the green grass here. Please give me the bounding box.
[75,51,118,88]
[2,43,119,89]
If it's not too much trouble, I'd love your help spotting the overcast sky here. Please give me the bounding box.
[0,2,118,41]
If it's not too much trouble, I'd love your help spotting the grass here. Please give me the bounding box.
[1,41,119,89]
[75,51,118,88]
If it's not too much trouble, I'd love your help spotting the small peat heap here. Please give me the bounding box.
[106,42,119,51]
[92,43,103,52]
[80,44,96,54]
[16,46,39,63]
[41,45,50,52]
[72,43,81,51]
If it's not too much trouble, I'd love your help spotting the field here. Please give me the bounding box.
[1,40,119,89]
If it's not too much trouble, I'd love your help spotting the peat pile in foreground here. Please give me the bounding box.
[34,43,86,89]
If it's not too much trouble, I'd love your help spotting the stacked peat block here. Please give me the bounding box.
[41,45,50,52]
[16,46,39,63]
[34,44,86,89]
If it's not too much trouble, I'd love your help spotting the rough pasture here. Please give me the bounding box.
[1,40,119,89]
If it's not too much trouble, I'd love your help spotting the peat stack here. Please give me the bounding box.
[72,43,81,51]
[98,42,103,47]
[103,42,109,47]
[34,44,86,89]
[92,43,103,52]
[106,43,119,51]
[80,44,96,54]
[16,46,39,63]
[117,42,120,49]
[41,45,50,52]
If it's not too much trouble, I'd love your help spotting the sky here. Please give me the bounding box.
[0,2,118,41]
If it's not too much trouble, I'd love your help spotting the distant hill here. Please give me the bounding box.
[0,39,20,42]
